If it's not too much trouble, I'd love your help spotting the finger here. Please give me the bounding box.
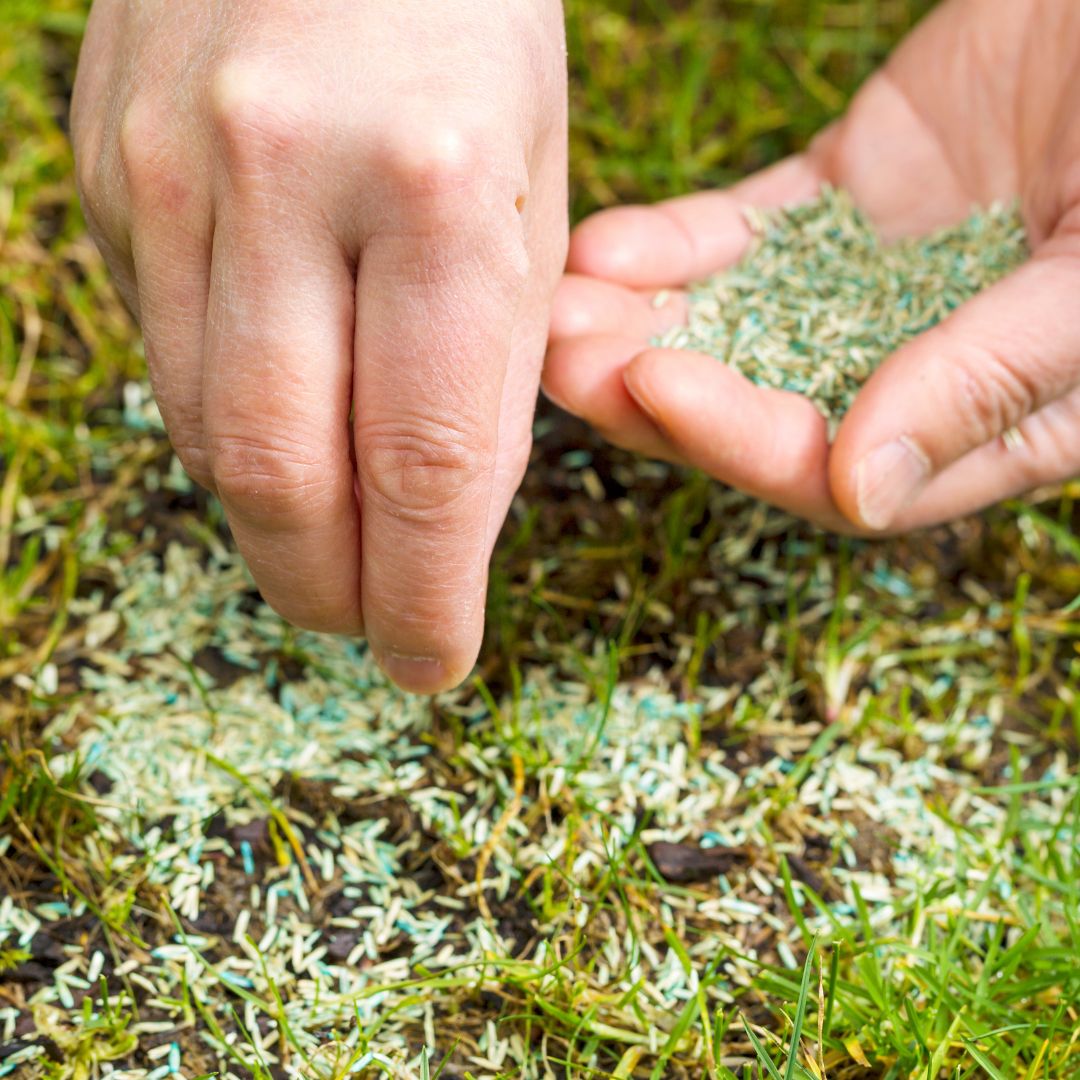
[354,195,528,694]
[549,274,687,342]
[566,154,825,288]
[622,349,851,530]
[830,248,1080,532]
[889,389,1080,529]
[127,182,214,486]
[203,208,362,635]
[542,335,685,463]
[101,101,215,481]
[486,131,571,555]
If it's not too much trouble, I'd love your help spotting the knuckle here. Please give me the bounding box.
[208,59,313,168]
[118,98,170,190]
[1040,399,1080,477]
[376,117,492,206]
[209,430,336,524]
[945,331,1039,444]
[1011,399,1080,490]
[358,417,496,519]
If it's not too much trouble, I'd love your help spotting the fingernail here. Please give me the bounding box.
[855,436,931,531]
[540,383,570,412]
[623,367,674,442]
[623,374,655,416]
[380,652,447,695]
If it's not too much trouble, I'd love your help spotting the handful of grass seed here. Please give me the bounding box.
[654,187,1028,431]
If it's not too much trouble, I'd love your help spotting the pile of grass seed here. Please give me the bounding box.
[655,187,1028,428]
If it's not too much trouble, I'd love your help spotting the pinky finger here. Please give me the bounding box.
[124,145,215,488]
[566,154,826,289]
[131,220,214,488]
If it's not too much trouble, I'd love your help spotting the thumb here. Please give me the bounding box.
[830,247,1080,531]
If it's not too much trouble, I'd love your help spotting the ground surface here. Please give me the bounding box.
[2,2,1079,1079]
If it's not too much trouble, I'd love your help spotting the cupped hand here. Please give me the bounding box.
[72,0,568,692]
[546,0,1080,535]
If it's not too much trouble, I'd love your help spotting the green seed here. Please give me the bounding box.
[654,187,1029,434]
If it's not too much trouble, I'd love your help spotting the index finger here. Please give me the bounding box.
[566,154,826,289]
[354,161,529,694]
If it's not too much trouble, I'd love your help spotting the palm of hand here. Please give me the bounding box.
[546,0,1080,533]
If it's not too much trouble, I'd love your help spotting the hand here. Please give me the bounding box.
[545,0,1080,534]
[71,0,568,692]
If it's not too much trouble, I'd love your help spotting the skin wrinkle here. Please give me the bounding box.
[879,6,1023,201]
[1002,402,1072,490]
[356,288,511,366]
[898,387,1080,528]
[374,193,530,280]
[207,432,345,484]
[653,203,708,286]
[202,235,349,338]
[951,345,1040,453]
[372,247,524,307]
[357,434,497,517]
[871,74,975,207]
[1027,394,1080,479]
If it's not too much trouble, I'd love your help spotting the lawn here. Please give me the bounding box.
[2,2,1080,1079]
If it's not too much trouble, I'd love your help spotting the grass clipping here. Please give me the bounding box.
[655,187,1029,430]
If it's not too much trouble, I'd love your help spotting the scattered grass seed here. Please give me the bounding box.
[655,188,1028,431]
